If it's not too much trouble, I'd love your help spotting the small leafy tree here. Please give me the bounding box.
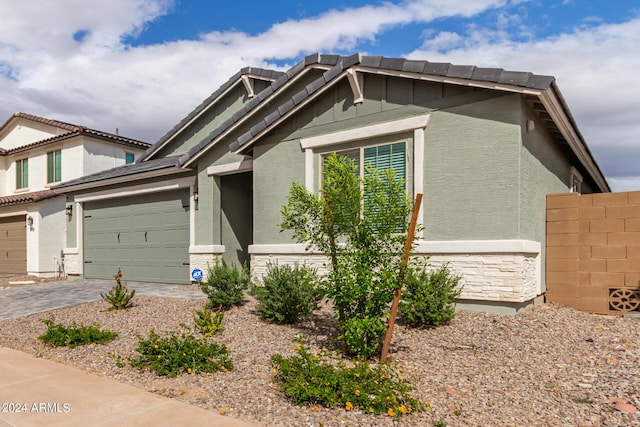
[281,153,413,358]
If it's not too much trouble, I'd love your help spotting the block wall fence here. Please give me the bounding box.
[546,191,640,315]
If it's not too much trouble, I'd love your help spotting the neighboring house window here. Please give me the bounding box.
[125,152,135,164]
[16,158,28,189]
[47,149,62,183]
[570,166,582,194]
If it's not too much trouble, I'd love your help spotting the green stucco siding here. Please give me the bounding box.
[221,172,252,267]
[423,96,522,240]
[195,143,247,246]
[519,100,573,291]
[252,138,305,244]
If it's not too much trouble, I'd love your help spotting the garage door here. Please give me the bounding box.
[0,216,27,275]
[83,190,190,284]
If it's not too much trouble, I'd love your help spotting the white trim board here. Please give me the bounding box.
[190,245,225,254]
[74,176,195,203]
[207,159,253,176]
[249,239,541,255]
[414,239,541,254]
[299,114,431,149]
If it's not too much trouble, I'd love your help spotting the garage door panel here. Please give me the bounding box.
[0,216,27,275]
[84,190,190,284]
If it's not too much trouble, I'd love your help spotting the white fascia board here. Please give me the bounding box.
[414,239,541,254]
[539,90,609,192]
[184,69,315,168]
[300,114,430,149]
[74,176,195,203]
[207,159,253,176]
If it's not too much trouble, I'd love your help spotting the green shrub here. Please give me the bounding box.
[193,307,224,336]
[253,262,322,324]
[200,259,250,310]
[130,328,232,377]
[100,269,135,310]
[399,264,462,328]
[271,339,424,417]
[38,319,118,348]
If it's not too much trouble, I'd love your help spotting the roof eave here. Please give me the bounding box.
[539,84,610,193]
[54,165,191,194]
[230,66,551,155]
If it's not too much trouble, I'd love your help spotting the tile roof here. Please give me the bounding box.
[226,53,555,153]
[54,52,607,193]
[0,112,151,156]
[157,53,552,165]
[53,156,184,190]
[0,189,58,207]
[0,112,78,133]
[175,54,344,166]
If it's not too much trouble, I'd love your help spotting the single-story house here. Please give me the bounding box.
[55,53,609,313]
[0,112,150,276]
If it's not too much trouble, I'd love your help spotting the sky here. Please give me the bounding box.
[0,0,638,191]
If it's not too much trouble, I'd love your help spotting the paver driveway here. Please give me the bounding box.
[0,278,205,320]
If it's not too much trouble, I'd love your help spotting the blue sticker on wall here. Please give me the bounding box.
[191,268,203,281]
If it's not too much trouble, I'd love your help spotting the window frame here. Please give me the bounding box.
[15,158,29,190]
[319,139,408,193]
[300,114,430,237]
[125,152,135,164]
[47,149,62,184]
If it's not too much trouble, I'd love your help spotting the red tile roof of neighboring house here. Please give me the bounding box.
[0,190,58,206]
[0,112,151,155]
[4,112,79,132]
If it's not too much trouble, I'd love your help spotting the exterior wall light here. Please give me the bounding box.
[66,205,73,221]
[27,216,33,227]
[193,189,199,202]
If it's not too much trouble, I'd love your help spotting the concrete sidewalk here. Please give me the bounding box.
[0,347,255,427]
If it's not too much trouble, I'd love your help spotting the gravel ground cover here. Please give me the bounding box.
[0,280,638,426]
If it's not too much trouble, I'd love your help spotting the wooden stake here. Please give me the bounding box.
[380,193,422,363]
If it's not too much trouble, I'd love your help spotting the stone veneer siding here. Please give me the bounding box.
[189,246,223,281]
[61,249,79,276]
[249,240,541,305]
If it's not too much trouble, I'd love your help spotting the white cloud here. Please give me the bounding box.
[407,17,640,189]
[0,0,637,190]
[0,0,511,141]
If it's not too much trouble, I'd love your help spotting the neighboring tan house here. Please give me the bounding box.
[55,53,609,313]
[0,112,150,277]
